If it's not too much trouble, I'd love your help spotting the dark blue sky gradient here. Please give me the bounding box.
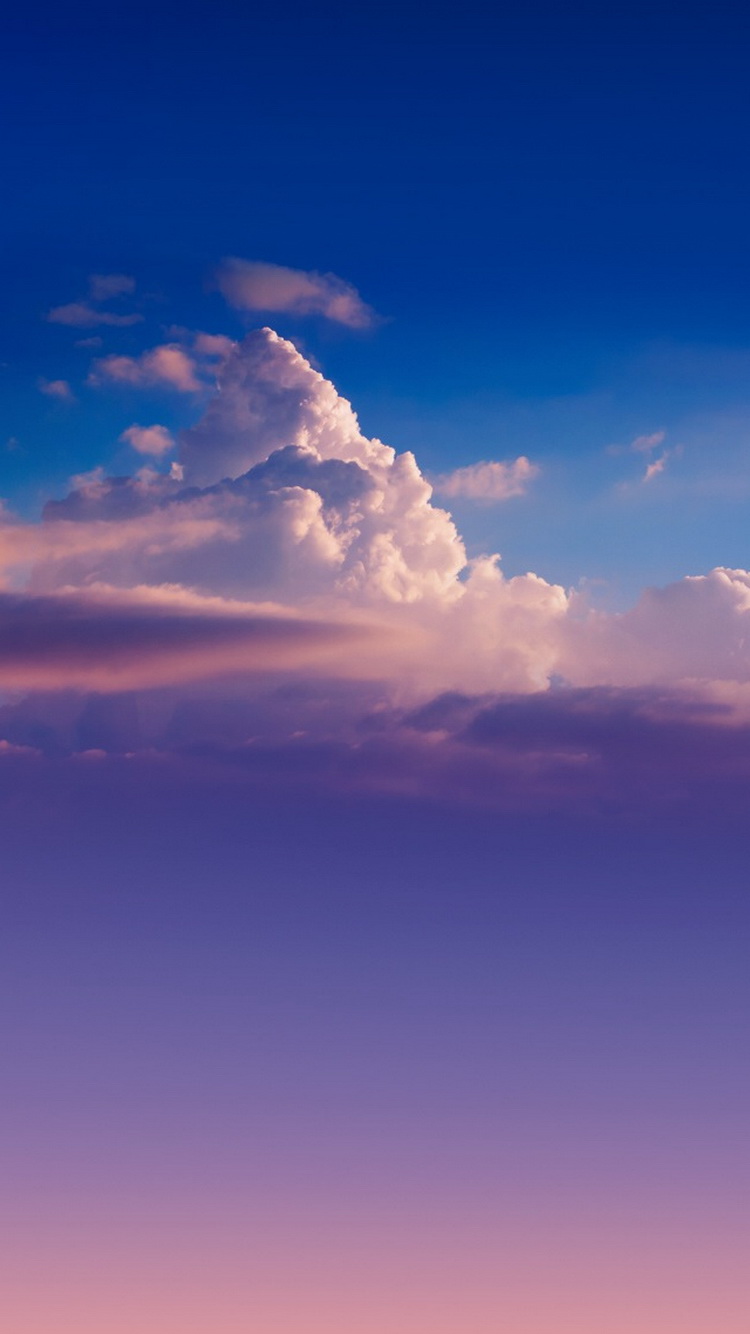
[5,0,750,356]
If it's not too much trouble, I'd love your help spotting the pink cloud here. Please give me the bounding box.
[47,302,143,328]
[0,499,238,587]
[631,430,666,453]
[46,273,140,327]
[434,457,540,503]
[14,329,750,713]
[642,455,668,483]
[192,332,236,360]
[89,345,203,393]
[38,377,75,403]
[0,586,369,692]
[88,272,135,301]
[120,424,176,457]
[215,258,377,329]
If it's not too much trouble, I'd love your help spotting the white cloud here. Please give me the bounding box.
[11,328,750,709]
[120,424,176,457]
[434,456,539,502]
[215,259,377,329]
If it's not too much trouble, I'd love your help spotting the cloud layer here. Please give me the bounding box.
[0,586,369,692]
[5,324,750,807]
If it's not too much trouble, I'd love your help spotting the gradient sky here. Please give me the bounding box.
[2,3,750,1332]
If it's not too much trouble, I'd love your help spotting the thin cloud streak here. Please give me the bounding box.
[215,259,378,329]
[0,587,373,692]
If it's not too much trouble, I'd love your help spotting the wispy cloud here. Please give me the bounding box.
[608,429,677,485]
[642,455,669,483]
[38,377,76,403]
[215,258,378,329]
[46,272,142,328]
[47,302,142,328]
[631,430,666,453]
[434,456,539,502]
[88,273,135,301]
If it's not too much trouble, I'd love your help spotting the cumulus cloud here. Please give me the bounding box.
[38,378,75,403]
[120,424,176,457]
[82,329,475,610]
[0,493,236,589]
[562,567,750,692]
[89,344,203,393]
[9,325,750,737]
[215,259,377,329]
[434,457,539,502]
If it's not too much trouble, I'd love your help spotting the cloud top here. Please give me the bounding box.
[8,317,750,818]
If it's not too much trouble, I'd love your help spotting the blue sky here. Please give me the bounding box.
[3,0,750,601]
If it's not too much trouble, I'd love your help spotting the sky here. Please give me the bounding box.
[1,3,750,1332]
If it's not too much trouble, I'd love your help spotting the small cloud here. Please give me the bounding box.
[89,345,202,393]
[46,273,141,328]
[170,461,185,481]
[68,465,107,494]
[215,258,378,330]
[605,429,667,458]
[38,377,76,403]
[631,430,666,454]
[120,424,176,457]
[88,273,135,302]
[6,436,22,453]
[192,331,236,361]
[642,455,669,483]
[75,336,104,349]
[47,302,142,328]
[434,456,540,503]
[609,430,678,487]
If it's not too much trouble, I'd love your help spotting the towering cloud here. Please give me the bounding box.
[6,327,750,736]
